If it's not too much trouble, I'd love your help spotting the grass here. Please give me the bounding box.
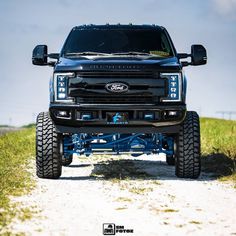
[115,197,132,202]
[200,118,236,184]
[162,208,179,213]
[21,123,35,129]
[189,220,202,225]
[115,207,128,211]
[201,118,236,158]
[0,127,35,232]
[150,207,179,214]
[128,186,153,195]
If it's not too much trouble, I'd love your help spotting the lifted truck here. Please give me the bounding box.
[32,24,207,179]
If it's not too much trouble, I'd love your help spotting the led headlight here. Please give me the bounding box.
[160,73,182,102]
[54,73,74,102]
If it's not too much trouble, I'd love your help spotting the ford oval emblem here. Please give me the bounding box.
[105,82,129,93]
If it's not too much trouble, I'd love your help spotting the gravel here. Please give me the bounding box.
[9,154,236,236]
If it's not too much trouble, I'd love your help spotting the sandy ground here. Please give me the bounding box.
[8,154,236,236]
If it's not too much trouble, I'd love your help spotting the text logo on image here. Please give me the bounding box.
[103,223,115,235]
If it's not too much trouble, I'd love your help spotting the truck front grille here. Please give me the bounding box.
[68,70,167,105]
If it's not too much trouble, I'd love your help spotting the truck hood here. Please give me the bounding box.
[54,56,181,73]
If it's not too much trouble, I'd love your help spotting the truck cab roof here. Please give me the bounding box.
[72,24,165,31]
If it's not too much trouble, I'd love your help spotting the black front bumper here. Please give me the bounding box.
[49,103,186,134]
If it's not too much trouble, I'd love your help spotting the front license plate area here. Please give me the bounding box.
[106,112,129,124]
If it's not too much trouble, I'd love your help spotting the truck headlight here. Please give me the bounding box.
[160,73,182,102]
[54,73,74,102]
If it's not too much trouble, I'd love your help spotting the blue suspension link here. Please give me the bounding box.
[63,133,174,157]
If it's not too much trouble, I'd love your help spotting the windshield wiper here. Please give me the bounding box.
[112,51,152,56]
[65,52,111,56]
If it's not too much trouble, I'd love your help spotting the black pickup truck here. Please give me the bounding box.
[32,24,207,179]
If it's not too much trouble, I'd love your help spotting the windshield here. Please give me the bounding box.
[62,28,174,58]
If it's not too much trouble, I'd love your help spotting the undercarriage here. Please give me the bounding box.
[63,133,175,157]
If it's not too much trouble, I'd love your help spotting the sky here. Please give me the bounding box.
[0,0,236,126]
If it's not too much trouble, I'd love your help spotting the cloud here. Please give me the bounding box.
[212,0,236,18]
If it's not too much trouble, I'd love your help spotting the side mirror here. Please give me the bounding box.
[191,44,207,66]
[32,45,48,65]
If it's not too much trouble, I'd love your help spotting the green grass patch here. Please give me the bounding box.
[0,128,35,231]
[21,123,35,129]
[200,118,236,183]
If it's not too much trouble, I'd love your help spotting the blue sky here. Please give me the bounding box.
[0,0,236,126]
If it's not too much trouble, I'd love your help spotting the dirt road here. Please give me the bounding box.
[10,155,236,236]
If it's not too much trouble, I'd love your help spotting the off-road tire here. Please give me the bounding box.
[36,112,62,179]
[62,155,73,166]
[175,111,201,179]
[166,155,175,166]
